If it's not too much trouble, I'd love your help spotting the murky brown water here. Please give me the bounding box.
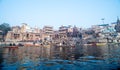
[0,43,120,70]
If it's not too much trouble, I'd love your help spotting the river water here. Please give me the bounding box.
[0,44,120,70]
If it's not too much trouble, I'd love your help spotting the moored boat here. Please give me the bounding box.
[3,46,18,49]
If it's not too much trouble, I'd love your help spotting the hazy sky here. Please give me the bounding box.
[0,0,120,29]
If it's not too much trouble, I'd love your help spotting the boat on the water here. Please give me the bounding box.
[24,42,41,47]
[84,42,107,46]
[3,43,23,48]
[3,46,18,49]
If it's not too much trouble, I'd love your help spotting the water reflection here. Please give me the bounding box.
[0,44,120,70]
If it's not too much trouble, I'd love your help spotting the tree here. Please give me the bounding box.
[115,24,120,32]
[115,17,120,32]
[0,23,11,40]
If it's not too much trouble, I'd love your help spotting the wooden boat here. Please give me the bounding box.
[84,42,106,46]
[34,44,40,47]
[96,43,107,46]
[24,43,41,47]
[4,46,18,49]
[24,43,33,47]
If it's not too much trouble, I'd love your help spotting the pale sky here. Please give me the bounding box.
[0,0,120,29]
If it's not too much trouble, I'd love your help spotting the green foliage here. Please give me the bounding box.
[115,17,120,32]
[0,23,11,35]
[115,24,120,32]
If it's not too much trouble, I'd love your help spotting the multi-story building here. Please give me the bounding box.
[59,25,68,38]
[43,26,53,36]
[5,26,21,41]
[21,23,31,33]
[92,25,101,33]
[43,26,54,41]
[5,24,43,42]
[59,25,68,34]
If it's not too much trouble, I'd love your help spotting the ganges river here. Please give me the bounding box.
[0,43,120,70]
